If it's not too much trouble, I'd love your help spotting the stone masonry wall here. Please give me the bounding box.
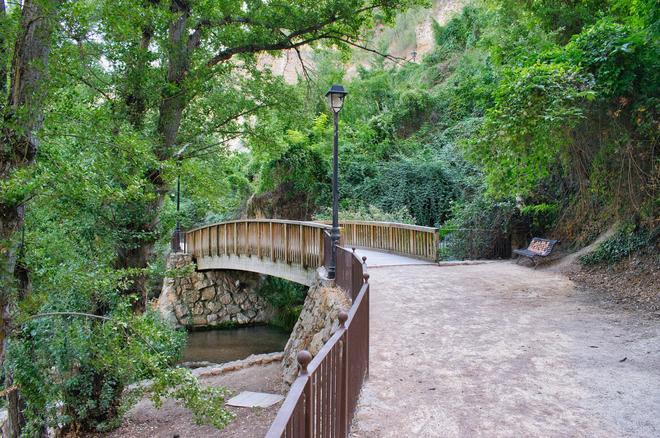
[158,253,275,328]
[281,278,351,385]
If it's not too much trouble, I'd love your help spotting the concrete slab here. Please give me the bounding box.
[226,391,284,408]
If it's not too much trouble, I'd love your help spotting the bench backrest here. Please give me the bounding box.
[527,238,560,256]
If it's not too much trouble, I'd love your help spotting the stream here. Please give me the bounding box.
[179,325,290,364]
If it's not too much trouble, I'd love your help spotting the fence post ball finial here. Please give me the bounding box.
[297,350,312,375]
[363,273,369,283]
[338,311,349,328]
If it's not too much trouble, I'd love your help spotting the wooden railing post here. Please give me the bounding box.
[299,224,304,267]
[284,223,289,264]
[245,221,249,256]
[269,222,274,261]
[257,222,262,259]
[338,311,349,437]
[297,351,313,437]
[233,222,237,256]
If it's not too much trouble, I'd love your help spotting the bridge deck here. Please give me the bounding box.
[351,262,660,437]
[353,249,435,267]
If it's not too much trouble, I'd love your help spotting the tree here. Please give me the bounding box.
[0,1,62,435]
[90,0,425,301]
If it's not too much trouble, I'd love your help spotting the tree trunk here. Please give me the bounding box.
[0,0,8,99]
[116,1,194,307]
[0,1,59,435]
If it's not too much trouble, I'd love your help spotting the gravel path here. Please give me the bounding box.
[351,262,660,437]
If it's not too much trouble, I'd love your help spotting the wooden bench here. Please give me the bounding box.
[514,238,560,267]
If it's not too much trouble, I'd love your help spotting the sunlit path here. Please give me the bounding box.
[351,262,660,437]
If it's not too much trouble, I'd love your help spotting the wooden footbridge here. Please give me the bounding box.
[178,218,438,437]
[184,219,439,285]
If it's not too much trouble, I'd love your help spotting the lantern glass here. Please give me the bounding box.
[325,84,347,113]
[329,93,344,113]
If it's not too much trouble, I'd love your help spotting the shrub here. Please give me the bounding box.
[314,204,416,224]
[580,224,657,265]
[472,62,595,198]
[257,277,307,331]
[562,19,650,97]
[6,308,233,434]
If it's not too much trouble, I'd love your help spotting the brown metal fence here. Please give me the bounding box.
[266,247,370,438]
[335,247,366,302]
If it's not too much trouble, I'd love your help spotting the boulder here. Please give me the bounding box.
[200,286,216,301]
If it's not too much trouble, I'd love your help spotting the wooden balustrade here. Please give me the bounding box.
[186,219,331,269]
[266,247,369,438]
[324,220,439,261]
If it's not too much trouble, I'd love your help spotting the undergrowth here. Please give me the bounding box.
[580,224,658,266]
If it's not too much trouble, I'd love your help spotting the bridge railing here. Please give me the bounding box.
[185,219,332,269]
[327,220,439,261]
[266,246,369,438]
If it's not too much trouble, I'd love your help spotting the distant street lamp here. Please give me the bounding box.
[325,84,347,279]
[172,145,187,252]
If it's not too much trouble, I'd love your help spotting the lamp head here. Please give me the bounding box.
[325,84,347,113]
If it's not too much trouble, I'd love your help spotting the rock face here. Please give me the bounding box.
[281,280,351,385]
[158,253,275,328]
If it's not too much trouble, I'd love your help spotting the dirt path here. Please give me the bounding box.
[351,262,660,437]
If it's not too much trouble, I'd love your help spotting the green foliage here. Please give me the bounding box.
[257,277,307,331]
[363,158,457,226]
[145,367,234,429]
[474,62,595,197]
[562,19,653,97]
[519,203,560,235]
[446,191,516,232]
[258,143,328,198]
[7,309,188,433]
[580,224,657,265]
[432,5,482,52]
[314,204,416,224]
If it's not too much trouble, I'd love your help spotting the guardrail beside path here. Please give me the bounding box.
[266,246,369,437]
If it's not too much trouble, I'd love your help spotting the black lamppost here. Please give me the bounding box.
[172,146,187,252]
[325,84,347,279]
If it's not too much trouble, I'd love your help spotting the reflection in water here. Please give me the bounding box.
[180,325,290,364]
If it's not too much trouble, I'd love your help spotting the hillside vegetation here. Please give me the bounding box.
[244,0,657,255]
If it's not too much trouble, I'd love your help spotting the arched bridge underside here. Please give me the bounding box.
[184,219,438,285]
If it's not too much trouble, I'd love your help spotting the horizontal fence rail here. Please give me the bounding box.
[266,247,369,438]
[185,219,332,270]
[318,220,439,262]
